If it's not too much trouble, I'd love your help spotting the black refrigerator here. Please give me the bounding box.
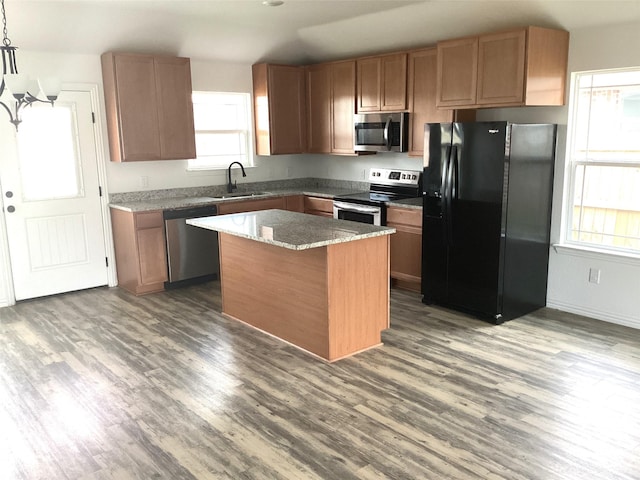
[422,122,557,323]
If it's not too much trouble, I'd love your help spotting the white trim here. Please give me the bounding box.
[546,300,640,330]
[552,243,640,265]
[0,189,16,307]
[562,68,640,255]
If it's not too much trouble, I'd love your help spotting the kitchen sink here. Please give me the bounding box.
[213,191,272,199]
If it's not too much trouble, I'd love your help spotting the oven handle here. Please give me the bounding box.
[333,201,381,214]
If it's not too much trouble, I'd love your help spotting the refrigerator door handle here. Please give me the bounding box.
[444,145,457,245]
[447,146,459,244]
[441,145,452,245]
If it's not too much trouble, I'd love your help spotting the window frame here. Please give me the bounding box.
[562,67,640,256]
[187,91,254,172]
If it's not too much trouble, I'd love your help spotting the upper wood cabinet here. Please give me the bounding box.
[252,63,306,156]
[407,48,456,157]
[305,60,356,155]
[306,64,332,154]
[357,53,407,112]
[101,52,196,162]
[436,26,569,109]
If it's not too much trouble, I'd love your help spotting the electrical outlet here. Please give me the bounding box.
[140,176,149,188]
[589,268,601,284]
[361,168,367,180]
[286,166,292,178]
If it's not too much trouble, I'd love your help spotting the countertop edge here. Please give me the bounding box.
[211,226,396,251]
[110,189,424,213]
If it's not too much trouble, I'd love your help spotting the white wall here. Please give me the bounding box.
[477,21,640,329]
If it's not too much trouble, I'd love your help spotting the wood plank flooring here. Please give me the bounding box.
[1,282,639,479]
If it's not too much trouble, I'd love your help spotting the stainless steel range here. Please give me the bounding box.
[333,168,421,225]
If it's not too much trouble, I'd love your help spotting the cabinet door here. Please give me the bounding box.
[111,54,162,161]
[436,37,478,107]
[268,65,307,154]
[477,30,526,106]
[135,211,168,288]
[217,197,286,215]
[155,57,197,159]
[387,207,422,291]
[285,195,305,213]
[331,60,356,154]
[357,57,382,112]
[306,64,332,153]
[137,226,168,286]
[381,53,407,111]
[407,48,454,157]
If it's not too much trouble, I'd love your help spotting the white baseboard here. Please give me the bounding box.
[547,299,640,330]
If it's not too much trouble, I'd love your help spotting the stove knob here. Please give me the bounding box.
[412,174,417,180]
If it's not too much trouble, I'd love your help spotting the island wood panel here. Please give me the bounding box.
[218,232,389,362]
[219,233,330,359]
[326,235,389,359]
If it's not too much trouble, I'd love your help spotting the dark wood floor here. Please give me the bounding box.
[1,282,639,480]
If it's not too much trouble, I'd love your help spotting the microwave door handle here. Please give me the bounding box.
[334,202,380,214]
[383,116,392,151]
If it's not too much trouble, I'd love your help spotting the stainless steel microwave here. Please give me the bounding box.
[354,112,409,153]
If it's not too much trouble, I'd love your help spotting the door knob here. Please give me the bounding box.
[5,191,13,198]
[6,206,15,213]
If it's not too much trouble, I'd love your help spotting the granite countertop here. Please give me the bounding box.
[187,209,395,251]
[109,187,362,213]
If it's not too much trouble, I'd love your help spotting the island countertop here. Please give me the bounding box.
[187,209,395,251]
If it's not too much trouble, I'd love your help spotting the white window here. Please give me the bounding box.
[188,92,253,170]
[565,68,640,254]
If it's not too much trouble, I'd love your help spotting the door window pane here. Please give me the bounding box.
[17,103,83,201]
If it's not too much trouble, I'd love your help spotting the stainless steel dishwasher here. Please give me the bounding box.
[163,204,219,288]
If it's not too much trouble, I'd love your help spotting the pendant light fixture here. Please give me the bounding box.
[0,0,60,130]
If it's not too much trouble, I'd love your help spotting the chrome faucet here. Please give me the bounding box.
[227,161,247,193]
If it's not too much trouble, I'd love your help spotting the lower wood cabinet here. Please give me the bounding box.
[285,195,305,213]
[387,206,422,292]
[110,208,168,295]
[304,196,333,217]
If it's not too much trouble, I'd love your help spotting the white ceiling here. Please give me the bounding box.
[5,0,640,65]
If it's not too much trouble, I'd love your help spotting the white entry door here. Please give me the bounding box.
[0,90,108,300]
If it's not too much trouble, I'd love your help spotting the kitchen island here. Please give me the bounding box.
[188,209,395,362]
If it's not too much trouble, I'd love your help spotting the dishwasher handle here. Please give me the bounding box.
[162,204,218,220]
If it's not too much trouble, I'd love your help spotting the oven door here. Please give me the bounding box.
[333,201,382,225]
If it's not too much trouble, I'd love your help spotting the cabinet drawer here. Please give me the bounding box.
[387,207,422,229]
[218,197,286,215]
[135,211,163,229]
[304,196,333,214]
